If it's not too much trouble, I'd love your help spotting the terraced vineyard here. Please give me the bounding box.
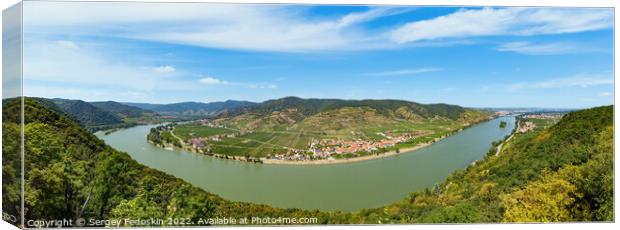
[148,97,493,159]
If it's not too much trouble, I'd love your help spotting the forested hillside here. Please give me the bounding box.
[220,96,468,120]
[50,98,123,129]
[139,100,256,116]
[90,101,155,118]
[2,98,330,227]
[46,98,170,131]
[349,106,613,223]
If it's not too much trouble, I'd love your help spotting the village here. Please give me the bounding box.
[167,121,422,162]
[262,133,417,161]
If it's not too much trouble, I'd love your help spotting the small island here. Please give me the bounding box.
[499,121,507,128]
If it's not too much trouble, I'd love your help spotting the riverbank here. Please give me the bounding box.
[262,137,442,165]
[147,115,496,165]
[261,116,496,165]
[98,116,515,211]
[150,134,447,165]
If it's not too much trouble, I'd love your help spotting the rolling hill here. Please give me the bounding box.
[124,100,256,116]
[155,97,492,158]
[49,98,123,128]
[215,97,488,133]
[47,98,166,131]
[220,96,468,120]
[90,101,156,118]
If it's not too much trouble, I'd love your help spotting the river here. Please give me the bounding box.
[96,116,515,212]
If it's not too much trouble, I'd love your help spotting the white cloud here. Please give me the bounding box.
[23,2,613,52]
[362,67,442,76]
[24,2,407,52]
[134,7,406,52]
[336,7,414,28]
[23,38,201,98]
[199,77,229,85]
[510,74,613,90]
[55,40,79,49]
[246,83,277,89]
[391,7,612,43]
[496,41,576,55]
[198,76,276,89]
[598,92,611,97]
[152,65,176,73]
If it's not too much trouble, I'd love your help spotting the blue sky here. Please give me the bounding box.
[20,2,614,108]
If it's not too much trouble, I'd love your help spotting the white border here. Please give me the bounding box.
[1,1,618,230]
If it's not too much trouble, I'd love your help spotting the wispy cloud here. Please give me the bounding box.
[151,65,176,73]
[496,41,574,55]
[25,2,409,52]
[391,7,612,43]
[55,40,79,49]
[25,3,612,52]
[362,67,442,76]
[496,41,599,55]
[510,74,613,90]
[23,38,201,101]
[246,83,277,89]
[199,76,276,89]
[199,77,228,85]
[598,92,611,97]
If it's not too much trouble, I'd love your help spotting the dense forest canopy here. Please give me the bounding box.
[89,101,155,118]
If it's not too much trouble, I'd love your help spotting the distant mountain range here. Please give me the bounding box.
[90,101,157,118]
[29,97,486,131]
[207,97,491,137]
[219,96,469,121]
[35,98,255,131]
[124,100,256,116]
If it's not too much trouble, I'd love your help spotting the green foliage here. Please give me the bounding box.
[501,174,580,222]
[90,101,155,118]
[147,126,182,148]
[174,124,235,139]
[152,100,256,115]
[50,98,123,128]
[2,98,327,226]
[357,106,613,223]
[2,122,21,224]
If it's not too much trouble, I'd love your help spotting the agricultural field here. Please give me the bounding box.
[173,123,237,140]
[521,113,564,131]
[525,117,562,129]
[170,114,481,158]
[147,99,492,159]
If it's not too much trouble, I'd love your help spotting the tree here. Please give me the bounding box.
[501,176,581,222]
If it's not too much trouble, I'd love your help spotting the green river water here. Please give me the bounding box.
[96,116,515,212]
